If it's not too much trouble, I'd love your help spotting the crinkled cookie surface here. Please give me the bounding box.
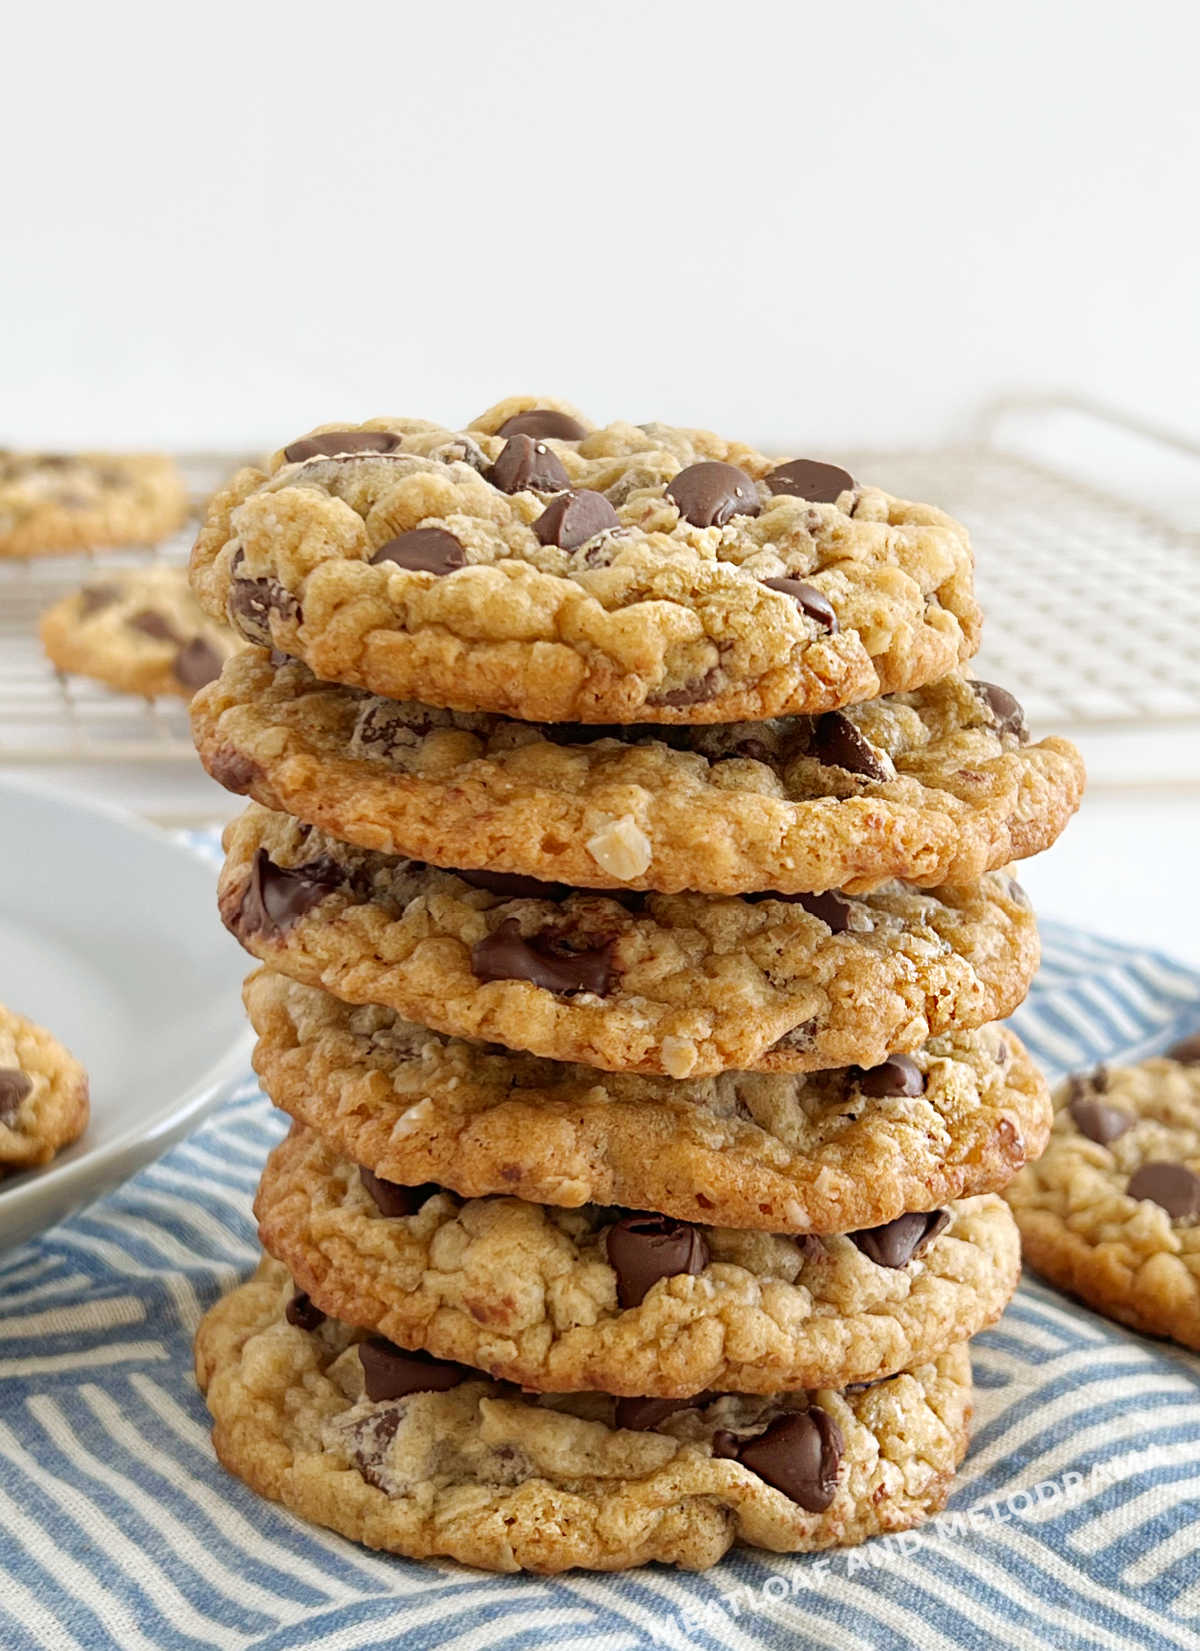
[189,395,981,723]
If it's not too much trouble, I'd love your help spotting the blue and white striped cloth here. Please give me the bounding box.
[2,916,1200,1651]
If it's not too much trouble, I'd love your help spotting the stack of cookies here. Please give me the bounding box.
[189,397,1084,1574]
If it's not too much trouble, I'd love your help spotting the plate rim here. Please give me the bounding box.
[0,771,252,1239]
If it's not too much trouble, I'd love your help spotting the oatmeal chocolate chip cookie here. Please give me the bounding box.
[0,1004,89,1172]
[219,805,1039,1077]
[188,398,981,724]
[0,450,189,558]
[195,1256,972,1572]
[247,971,1050,1232]
[1004,1041,1200,1349]
[255,1124,1018,1397]
[41,566,237,699]
[195,653,1084,896]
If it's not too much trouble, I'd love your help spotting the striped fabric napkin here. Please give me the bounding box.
[1,918,1199,1651]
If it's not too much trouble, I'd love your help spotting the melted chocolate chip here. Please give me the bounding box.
[347,1405,404,1488]
[284,430,403,463]
[0,1068,33,1124]
[1126,1161,1200,1222]
[852,1053,926,1098]
[763,459,854,504]
[236,849,342,940]
[360,1167,440,1218]
[614,1394,710,1432]
[532,490,619,550]
[471,919,615,997]
[810,712,890,780]
[798,890,856,933]
[1166,1033,1200,1065]
[851,1209,950,1268]
[78,583,120,619]
[972,680,1028,743]
[605,1213,710,1308]
[496,409,587,441]
[208,747,259,794]
[227,553,302,645]
[666,461,761,528]
[285,1290,326,1331]
[358,1338,472,1401]
[761,577,838,632]
[488,434,570,494]
[127,608,181,644]
[735,1410,844,1511]
[456,869,572,901]
[1069,1095,1133,1145]
[173,637,224,690]
[371,528,466,575]
[645,670,720,708]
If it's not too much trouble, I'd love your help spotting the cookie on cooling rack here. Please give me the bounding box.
[0,450,188,557]
[40,566,238,699]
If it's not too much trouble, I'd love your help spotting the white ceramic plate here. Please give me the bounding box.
[0,775,250,1253]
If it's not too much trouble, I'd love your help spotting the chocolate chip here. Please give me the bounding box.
[496,409,587,441]
[227,552,302,645]
[810,712,891,780]
[173,637,224,691]
[851,1209,950,1268]
[761,577,838,632]
[1166,1033,1200,1065]
[763,459,854,504]
[360,1167,440,1218]
[614,1394,710,1432]
[852,1053,926,1098]
[532,490,619,550]
[665,461,761,528]
[236,848,342,941]
[358,1338,471,1401]
[456,869,572,901]
[371,528,466,575]
[972,681,1028,743]
[78,583,120,619]
[1126,1161,1200,1221]
[735,1410,844,1511]
[285,1290,326,1331]
[471,919,614,997]
[347,1405,404,1488]
[605,1213,710,1308]
[646,669,720,709]
[488,434,570,495]
[797,890,856,933]
[0,1068,33,1124]
[127,609,181,644]
[284,430,403,463]
[208,747,259,794]
[1069,1095,1134,1145]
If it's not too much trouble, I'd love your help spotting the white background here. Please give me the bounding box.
[2,0,1197,451]
[3,0,1200,967]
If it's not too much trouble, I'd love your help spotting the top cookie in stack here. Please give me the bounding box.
[191,398,1083,1574]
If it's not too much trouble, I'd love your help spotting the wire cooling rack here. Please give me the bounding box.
[0,408,1195,766]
